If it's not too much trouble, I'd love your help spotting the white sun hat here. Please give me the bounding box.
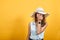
[31,8,49,17]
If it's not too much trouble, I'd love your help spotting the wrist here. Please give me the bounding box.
[38,22,41,24]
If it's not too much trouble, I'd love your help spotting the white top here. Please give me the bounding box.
[30,21,44,39]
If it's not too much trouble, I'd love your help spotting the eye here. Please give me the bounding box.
[39,14,42,16]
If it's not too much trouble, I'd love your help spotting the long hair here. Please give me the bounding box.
[34,12,46,27]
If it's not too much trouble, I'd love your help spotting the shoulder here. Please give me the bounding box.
[29,21,34,24]
[28,21,32,26]
[28,21,34,26]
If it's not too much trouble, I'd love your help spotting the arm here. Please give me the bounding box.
[41,22,48,33]
[26,23,31,40]
[36,22,48,35]
[36,24,41,35]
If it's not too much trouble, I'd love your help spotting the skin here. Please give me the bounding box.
[36,13,48,35]
[26,13,48,40]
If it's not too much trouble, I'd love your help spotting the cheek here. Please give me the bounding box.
[36,14,39,18]
[36,14,43,19]
[40,16,43,19]
[37,16,43,20]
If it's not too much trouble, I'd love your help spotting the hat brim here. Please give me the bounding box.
[31,12,49,18]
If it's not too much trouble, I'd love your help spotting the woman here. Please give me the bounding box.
[27,8,49,40]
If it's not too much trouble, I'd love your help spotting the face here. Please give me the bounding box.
[36,13,43,20]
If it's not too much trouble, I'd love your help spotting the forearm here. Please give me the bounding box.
[36,26,41,35]
[26,23,31,40]
[26,31,30,40]
[26,35,29,40]
[41,23,48,32]
[36,27,46,35]
[36,29,41,35]
[36,23,47,35]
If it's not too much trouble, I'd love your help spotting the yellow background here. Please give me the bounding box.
[0,0,60,40]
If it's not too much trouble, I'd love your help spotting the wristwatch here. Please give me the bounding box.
[38,22,41,24]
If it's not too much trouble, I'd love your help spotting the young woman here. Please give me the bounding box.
[27,8,49,40]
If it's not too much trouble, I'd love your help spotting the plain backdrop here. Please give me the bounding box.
[0,0,60,40]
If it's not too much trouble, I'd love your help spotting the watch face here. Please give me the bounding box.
[38,22,41,24]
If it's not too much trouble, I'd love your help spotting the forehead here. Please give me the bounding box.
[35,12,44,16]
[37,13,43,15]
